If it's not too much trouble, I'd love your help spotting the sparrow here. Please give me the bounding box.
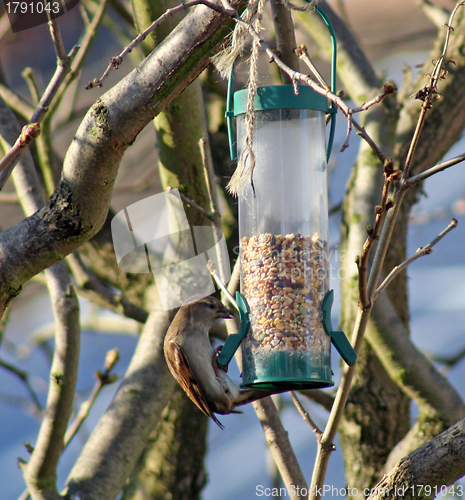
[163,295,273,429]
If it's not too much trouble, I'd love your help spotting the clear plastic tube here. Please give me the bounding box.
[237,105,333,390]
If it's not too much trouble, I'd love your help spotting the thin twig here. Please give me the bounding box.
[208,261,239,310]
[22,68,41,106]
[199,137,221,227]
[47,10,69,63]
[0,123,41,178]
[200,136,228,283]
[290,391,322,438]
[295,44,328,89]
[356,161,399,309]
[167,186,219,225]
[49,0,110,120]
[402,1,465,179]
[67,252,149,324]
[64,349,119,448]
[311,7,465,494]
[406,152,465,186]
[228,6,394,154]
[0,83,35,120]
[0,45,79,190]
[0,192,19,203]
[428,344,465,370]
[87,0,392,158]
[352,119,386,163]
[298,389,334,412]
[351,81,397,114]
[374,218,458,300]
[86,0,235,89]
[0,359,42,412]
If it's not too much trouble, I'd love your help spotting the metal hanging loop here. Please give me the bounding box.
[225,3,338,163]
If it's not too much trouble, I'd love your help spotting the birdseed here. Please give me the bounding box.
[240,232,330,357]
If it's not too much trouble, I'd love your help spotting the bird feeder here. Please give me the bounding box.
[218,5,357,391]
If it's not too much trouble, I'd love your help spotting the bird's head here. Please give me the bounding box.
[183,296,234,327]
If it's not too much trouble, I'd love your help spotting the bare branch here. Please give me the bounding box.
[375,218,458,300]
[406,152,465,186]
[0,83,35,120]
[299,389,334,412]
[49,0,110,120]
[0,359,42,413]
[270,0,300,84]
[294,0,381,106]
[199,137,222,227]
[295,44,328,88]
[0,192,19,203]
[357,162,398,309]
[67,252,149,324]
[419,0,451,28]
[1,90,81,500]
[167,186,219,226]
[0,2,241,313]
[0,123,41,179]
[0,44,79,190]
[63,349,119,448]
[290,391,322,438]
[402,1,465,179]
[253,398,308,499]
[25,274,80,500]
[352,119,386,163]
[351,81,397,115]
[86,0,236,89]
[309,308,368,499]
[428,345,465,371]
[367,417,465,500]
[47,10,68,63]
[65,306,175,500]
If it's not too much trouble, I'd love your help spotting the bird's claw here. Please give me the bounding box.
[213,345,228,373]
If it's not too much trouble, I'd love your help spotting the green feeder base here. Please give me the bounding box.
[241,350,334,391]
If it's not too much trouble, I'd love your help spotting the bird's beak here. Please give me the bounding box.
[217,306,234,320]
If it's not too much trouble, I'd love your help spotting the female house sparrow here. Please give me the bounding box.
[164,296,271,429]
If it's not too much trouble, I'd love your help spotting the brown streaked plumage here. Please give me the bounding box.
[164,296,276,429]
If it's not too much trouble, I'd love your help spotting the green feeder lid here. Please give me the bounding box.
[233,85,331,116]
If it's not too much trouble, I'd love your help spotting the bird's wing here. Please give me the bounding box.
[165,339,224,429]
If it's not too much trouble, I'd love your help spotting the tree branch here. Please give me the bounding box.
[0,0,245,316]
[0,89,81,500]
[67,252,149,324]
[270,0,300,83]
[406,152,465,186]
[65,304,175,500]
[368,291,465,425]
[367,417,465,500]
[0,42,79,190]
[375,218,458,300]
[253,398,308,500]
[295,0,381,106]
[290,391,322,438]
[86,0,237,89]
[0,359,42,413]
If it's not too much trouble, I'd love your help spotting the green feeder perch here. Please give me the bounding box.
[220,5,357,391]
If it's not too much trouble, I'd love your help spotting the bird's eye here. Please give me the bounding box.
[209,302,216,309]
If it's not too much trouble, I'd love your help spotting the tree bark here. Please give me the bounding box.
[0,0,245,316]
[367,418,465,500]
[120,1,213,497]
[121,387,208,500]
